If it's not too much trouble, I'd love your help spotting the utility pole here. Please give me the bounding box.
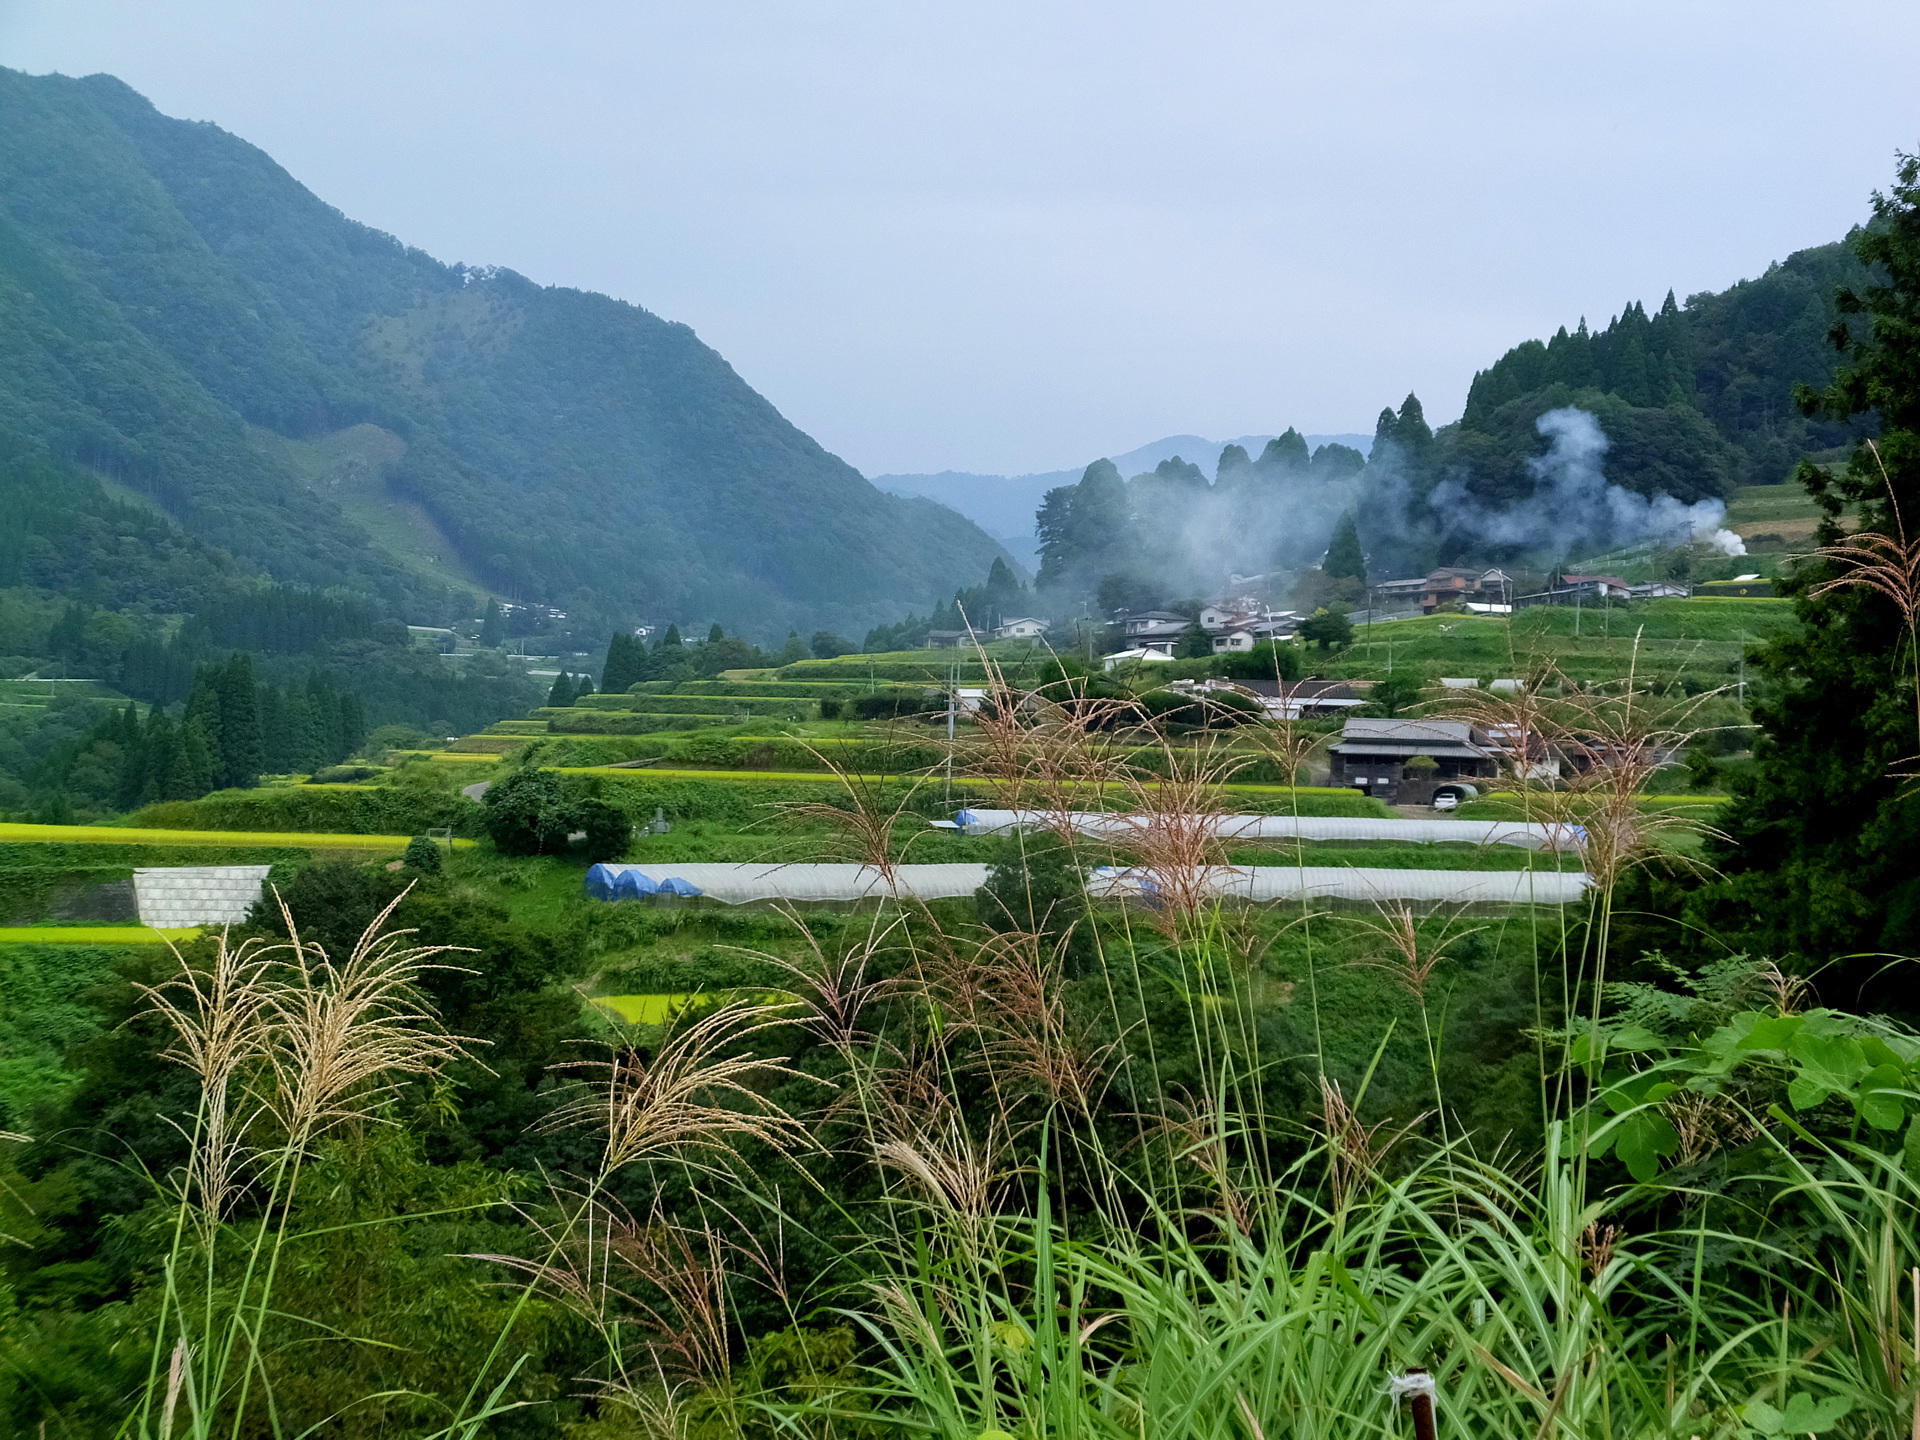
[946,653,957,803]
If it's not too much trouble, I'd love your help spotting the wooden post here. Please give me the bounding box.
[1405,1368,1437,1440]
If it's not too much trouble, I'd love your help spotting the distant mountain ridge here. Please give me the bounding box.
[0,67,1008,638]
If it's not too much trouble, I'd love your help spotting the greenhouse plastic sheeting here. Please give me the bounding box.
[133,866,273,928]
[1086,865,1591,906]
[585,863,995,904]
[952,808,1583,851]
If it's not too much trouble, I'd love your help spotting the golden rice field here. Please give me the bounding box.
[0,823,475,849]
[0,925,201,944]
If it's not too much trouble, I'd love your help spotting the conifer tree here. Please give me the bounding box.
[336,690,365,757]
[1323,511,1367,584]
[216,654,263,788]
[306,672,343,761]
[1214,443,1253,486]
[547,672,575,707]
[259,685,290,773]
[175,716,216,798]
[185,665,224,762]
[1711,154,1920,988]
[479,598,505,648]
[115,704,148,810]
[1035,458,1133,594]
[600,633,644,694]
[658,624,683,650]
[138,710,179,805]
[1257,429,1311,471]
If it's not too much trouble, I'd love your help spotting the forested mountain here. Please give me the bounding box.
[0,67,1007,638]
[1019,239,1872,609]
[1445,241,1870,501]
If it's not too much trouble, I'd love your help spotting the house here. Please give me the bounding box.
[1212,629,1257,654]
[1327,717,1500,804]
[1558,574,1631,600]
[1120,620,1190,653]
[992,616,1049,641]
[1101,647,1177,671]
[1237,678,1374,719]
[1122,611,1193,637]
[1369,569,1513,615]
[1199,597,1267,630]
[1628,582,1690,599]
[923,629,978,649]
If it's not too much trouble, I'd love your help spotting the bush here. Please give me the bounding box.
[975,831,1093,975]
[127,785,481,836]
[1297,609,1355,651]
[1221,642,1304,682]
[852,693,929,721]
[480,768,631,860]
[1364,676,1425,717]
[810,631,856,659]
[402,835,443,874]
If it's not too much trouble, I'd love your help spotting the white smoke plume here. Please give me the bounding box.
[1428,407,1745,558]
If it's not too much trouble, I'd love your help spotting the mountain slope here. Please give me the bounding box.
[0,68,1007,637]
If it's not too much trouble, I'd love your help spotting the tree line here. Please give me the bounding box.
[34,657,366,816]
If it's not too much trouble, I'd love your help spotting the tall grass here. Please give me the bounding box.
[109,656,1920,1438]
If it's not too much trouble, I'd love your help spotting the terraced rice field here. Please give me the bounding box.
[0,823,474,850]
[0,925,200,944]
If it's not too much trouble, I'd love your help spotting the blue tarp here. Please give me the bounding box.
[613,869,660,899]
[585,866,700,900]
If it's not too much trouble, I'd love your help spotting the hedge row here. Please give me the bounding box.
[583,770,1391,822]
[632,679,919,699]
[776,660,995,683]
[540,730,1316,787]
[544,711,748,736]
[563,695,817,717]
[127,787,484,837]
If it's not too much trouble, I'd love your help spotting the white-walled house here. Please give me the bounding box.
[993,617,1049,640]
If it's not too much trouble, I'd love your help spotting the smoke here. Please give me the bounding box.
[1041,405,1745,611]
[1428,407,1745,558]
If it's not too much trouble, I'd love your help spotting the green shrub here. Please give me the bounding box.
[481,769,631,861]
[127,785,482,836]
[1221,642,1305,681]
[402,836,443,874]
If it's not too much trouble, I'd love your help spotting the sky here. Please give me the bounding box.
[2,1,1916,479]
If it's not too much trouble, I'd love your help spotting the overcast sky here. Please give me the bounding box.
[2,1,1916,478]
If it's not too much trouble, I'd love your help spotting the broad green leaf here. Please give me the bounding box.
[1779,1392,1851,1433]
[1613,1108,1680,1180]
[1609,1022,1664,1052]
[1789,1029,1868,1081]
[1860,1035,1905,1068]
[1786,1031,1869,1109]
[1736,1013,1804,1053]
[1855,1062,1909,1130]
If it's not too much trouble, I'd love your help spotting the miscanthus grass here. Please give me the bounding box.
[112,653,1920,1440]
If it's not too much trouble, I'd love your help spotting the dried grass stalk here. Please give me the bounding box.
[540,997,814,1176]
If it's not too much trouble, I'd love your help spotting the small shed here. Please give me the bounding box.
[133,866,273,929]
